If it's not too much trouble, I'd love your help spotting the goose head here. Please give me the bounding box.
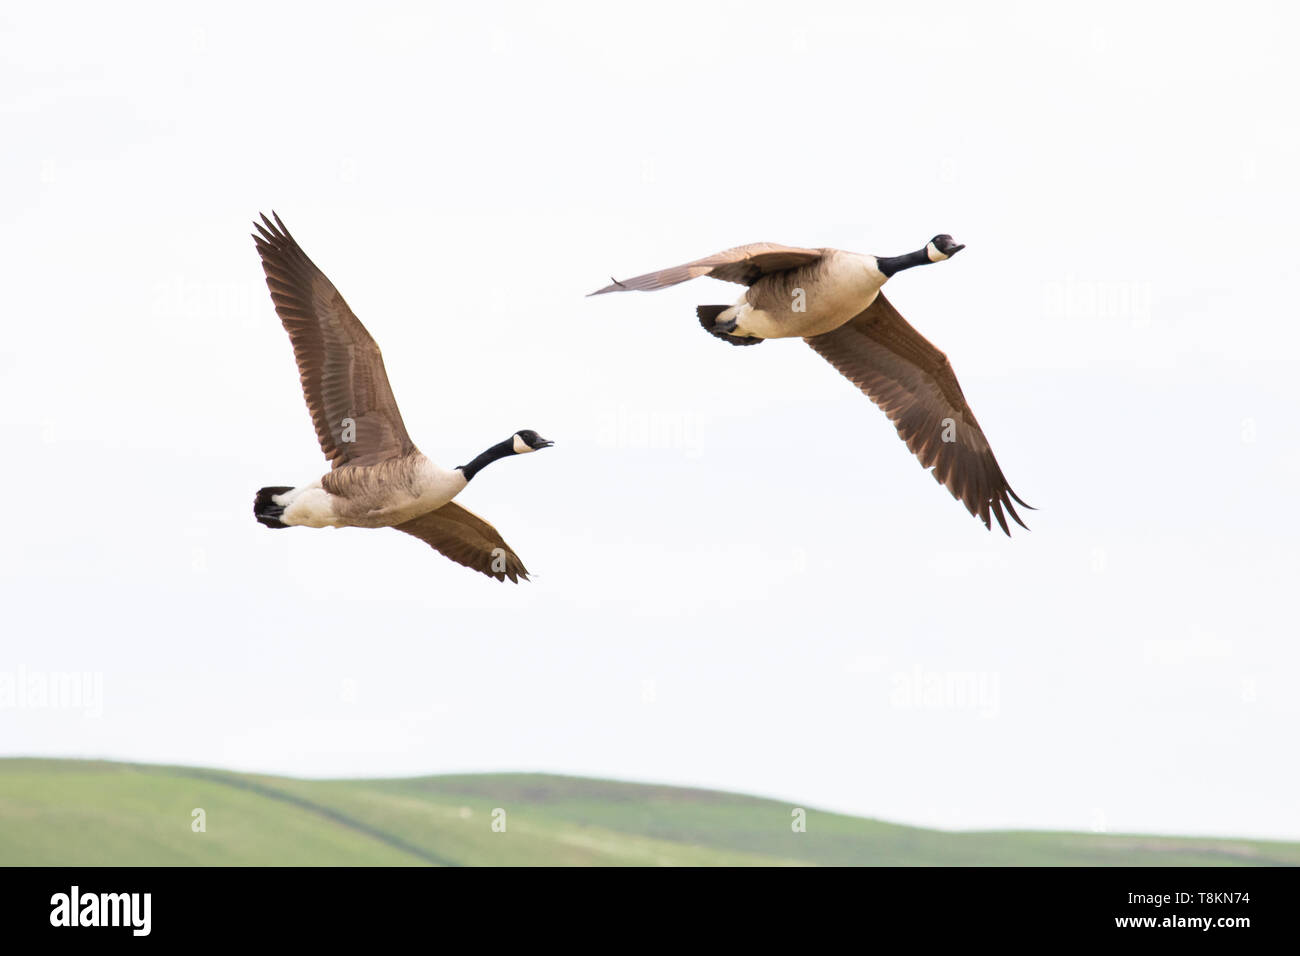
[925,234,966,262]
[512,430,554,454]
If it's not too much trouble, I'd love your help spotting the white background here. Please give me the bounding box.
[2,1,1298,840]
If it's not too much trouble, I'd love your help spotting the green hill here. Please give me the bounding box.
[1,759,1295,866]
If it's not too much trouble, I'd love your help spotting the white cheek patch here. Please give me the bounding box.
[512,434,530,454]
[926,241,949,262]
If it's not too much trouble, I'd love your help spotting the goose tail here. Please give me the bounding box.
[254,486,294,529]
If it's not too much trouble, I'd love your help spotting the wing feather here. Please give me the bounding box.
[394,502,530,583]
[252,212,415,468]
[588,242,824,295]
[805,293,1032,534]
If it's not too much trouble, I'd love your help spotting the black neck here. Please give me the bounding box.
[458,439,514,481]
[877,248,931,278]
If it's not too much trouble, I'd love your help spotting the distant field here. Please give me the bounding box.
[1,759,1295,866]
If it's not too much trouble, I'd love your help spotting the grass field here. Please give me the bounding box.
[1,758,1295,866]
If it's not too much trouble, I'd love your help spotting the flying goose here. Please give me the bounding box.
[251,213,552,582]
[590,236,1032,534]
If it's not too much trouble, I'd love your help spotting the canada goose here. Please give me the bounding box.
[590,236,1032,534]
[251,213,552,582]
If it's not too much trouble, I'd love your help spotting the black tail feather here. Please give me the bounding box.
[254,486,293,529]
[697,305,762,347]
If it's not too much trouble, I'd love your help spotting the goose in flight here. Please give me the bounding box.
[590,236,1032,534]
[251,212,552,582]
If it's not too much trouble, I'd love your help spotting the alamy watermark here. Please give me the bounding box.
[0,667,103,718]
[1044,276,1152,326]
[596,406,703,458]
[890,666,1001,718]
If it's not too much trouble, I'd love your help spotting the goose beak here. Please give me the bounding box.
[536,439,554,449]
[932,234,965,258]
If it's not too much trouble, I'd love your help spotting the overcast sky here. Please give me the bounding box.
[3,1,1298,842]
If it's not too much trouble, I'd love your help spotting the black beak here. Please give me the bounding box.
[536,439,554,449]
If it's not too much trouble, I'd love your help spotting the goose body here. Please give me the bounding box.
[251,213,551,581]
[270,455,467,529]
[590,235,1033,535]
[722,249,887,339]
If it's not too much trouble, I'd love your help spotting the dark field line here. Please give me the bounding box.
[147,765,458,867]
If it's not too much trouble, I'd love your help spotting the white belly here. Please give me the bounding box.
[734,292,881,339]
[733,253,886,339]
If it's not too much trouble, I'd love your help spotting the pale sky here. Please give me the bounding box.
[3,1,1298,842]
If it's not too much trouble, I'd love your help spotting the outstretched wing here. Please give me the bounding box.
[395,502,531,583]
[805,293,1032,535]
[588,242,824,295]
[253,212,416,468]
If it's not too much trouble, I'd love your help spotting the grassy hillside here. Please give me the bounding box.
[1,759,1296,866]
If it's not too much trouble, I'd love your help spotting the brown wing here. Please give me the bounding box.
[253,212,416,469]
[588,242,824,295]
[805,293,1032,535]
[395,502,530,583]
